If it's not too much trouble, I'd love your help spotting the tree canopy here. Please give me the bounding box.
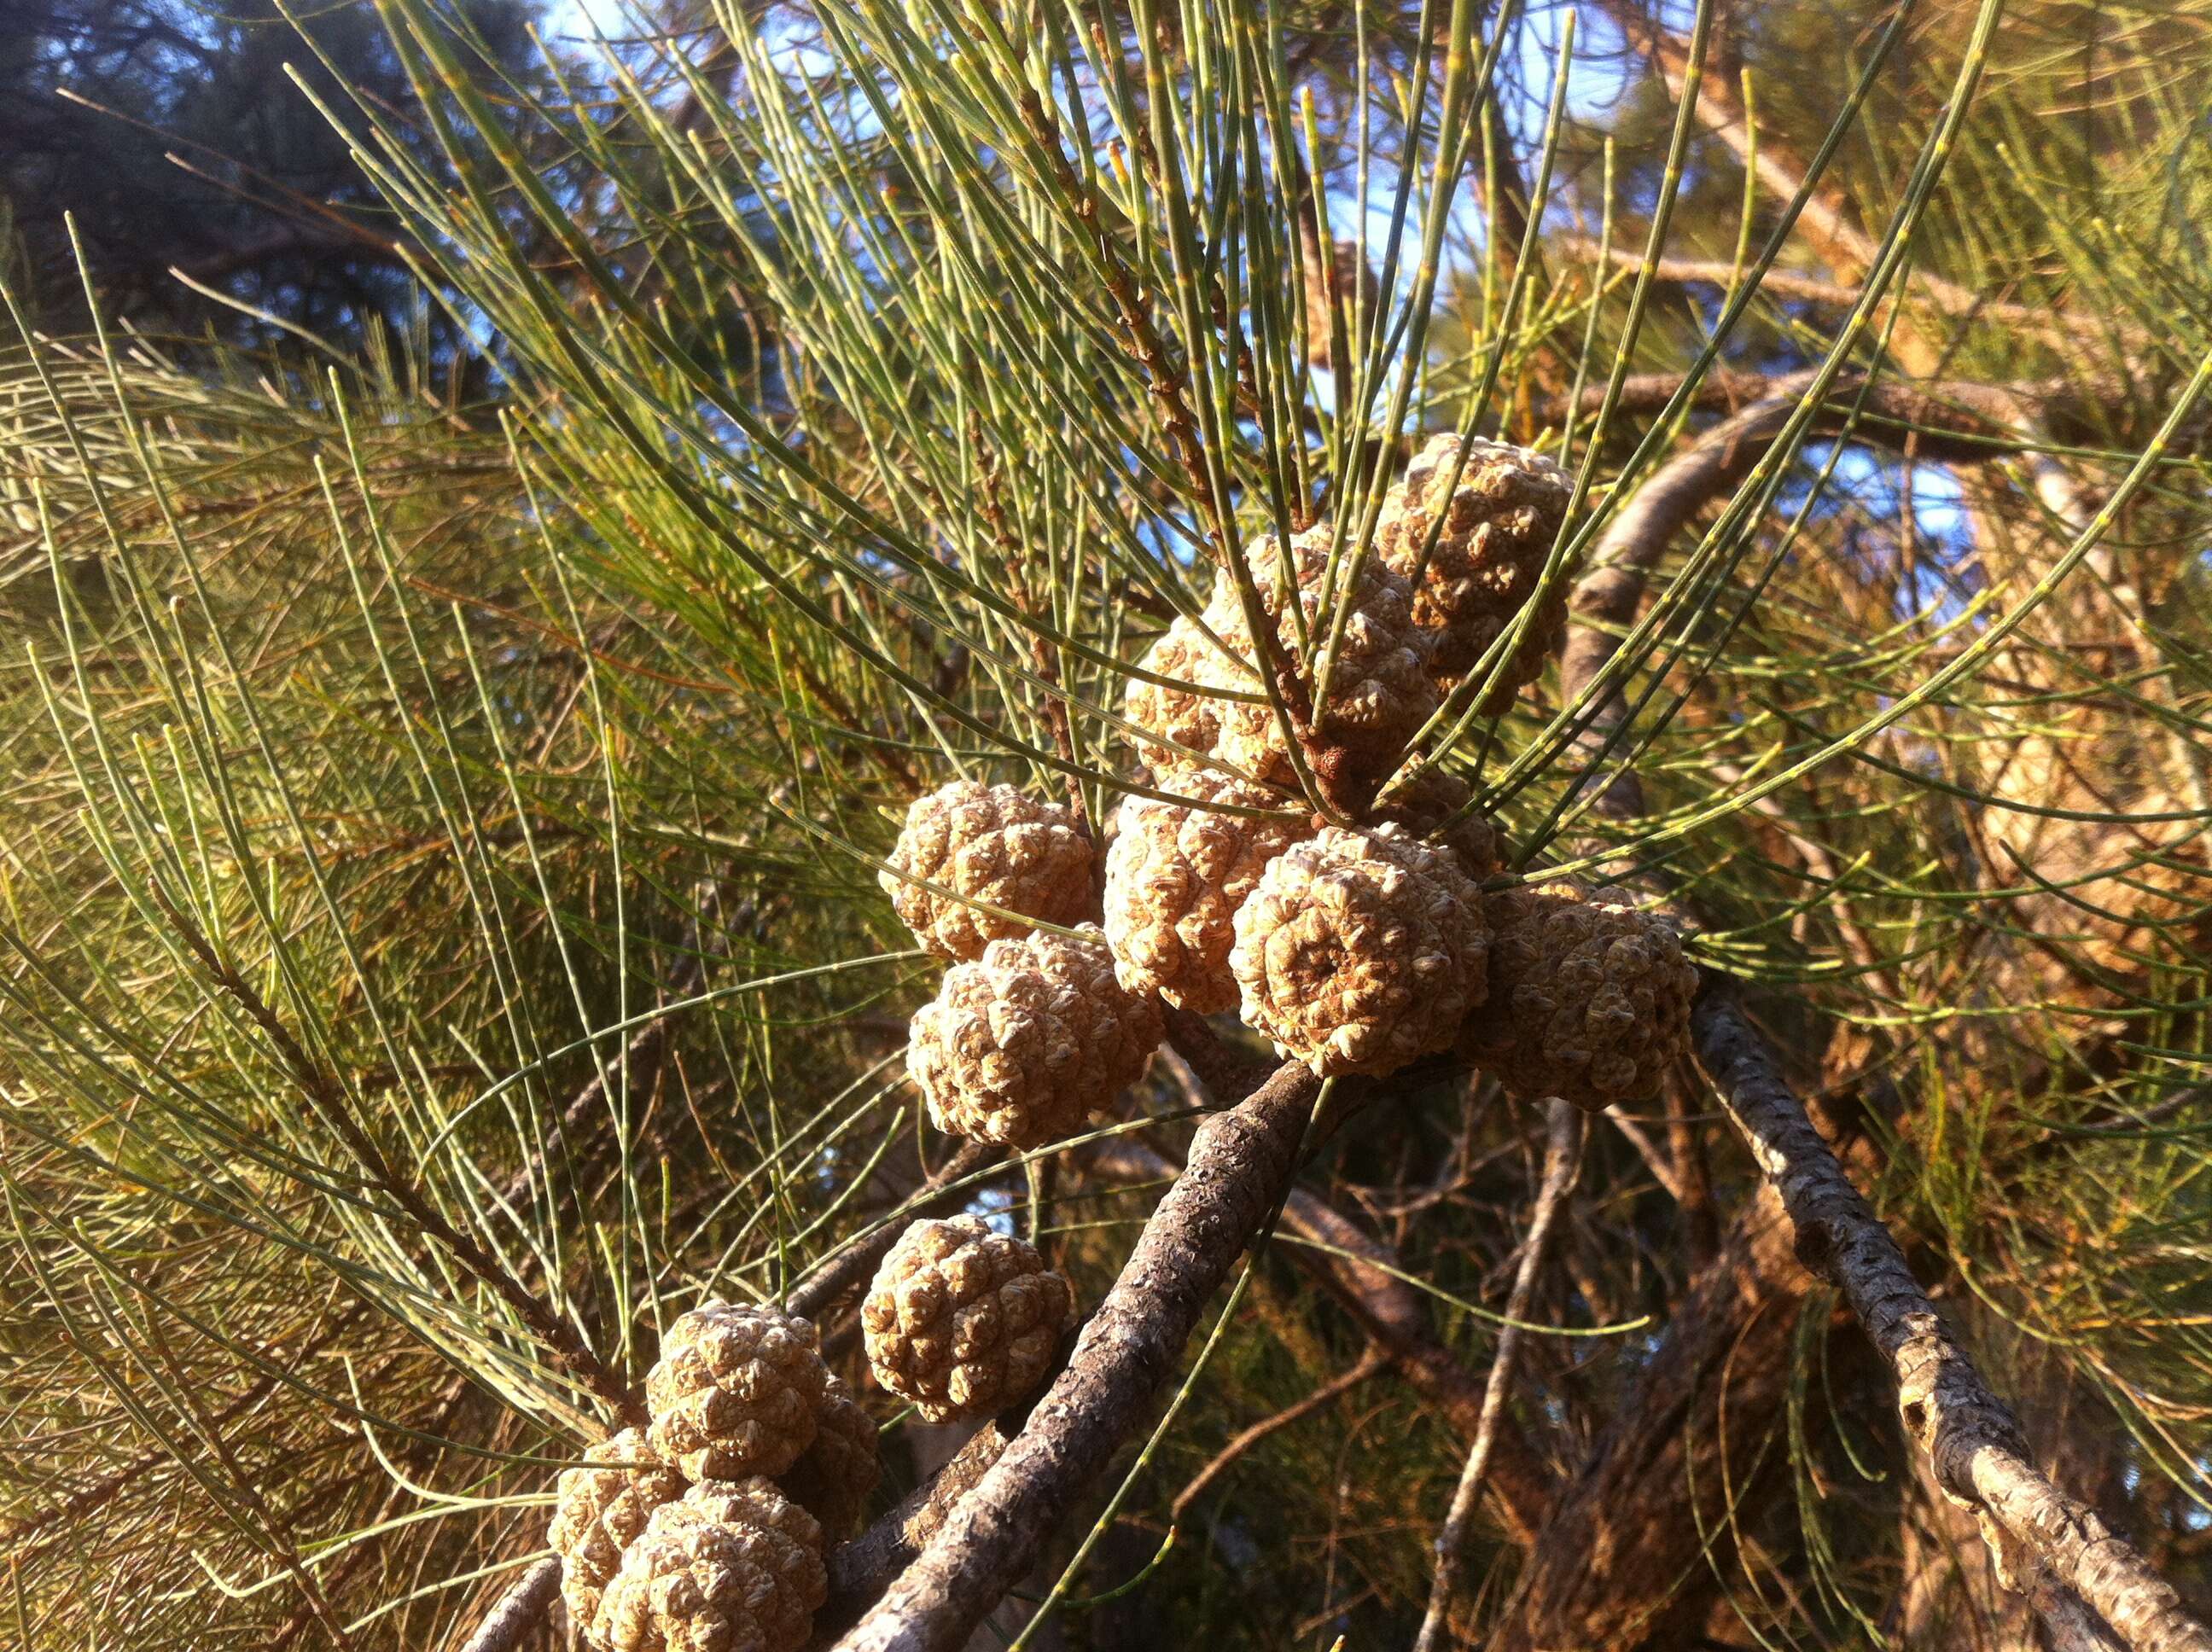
[3,0,544,348]
[2,2,2209,1649]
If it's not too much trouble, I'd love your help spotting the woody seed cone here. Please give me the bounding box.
[592,1480,824,1652]
[1230,823,1490,1078]
[1101,773,1313,1013]
[777,1376,879,1539]
[1458,881,1697,1108]
[862,1216,1076,1424]
[1123,614,1243,776]
[644,1302,828,1481]
[548,1428,686,1642]
[880,781,1096,962]
[1208,528,1438,793]
[1372,766,1505,880]
[906,924,1162,1149]
[674,1480,825,1650]
[1376,433,1575,712]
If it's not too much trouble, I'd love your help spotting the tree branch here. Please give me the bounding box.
[1692,986,2212,1652]
[1557,367,2068,819]
[456,1558,559,1652]
[831,1059,1323,1652]
[818,1422,1014,1643]
[1413,1098,1584,1652]
[1540,370,2206,1647]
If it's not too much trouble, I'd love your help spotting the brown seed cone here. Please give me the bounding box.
[1209,528,1438,792]
[1101,774,1314,1013]
[777,1376,878,1539]
[645,1303,828,1481]
[861,1216,1076,1424]
[1372,767,1505,880]
[676,1480,826,1650]
[1457,881,1697,1108]
[906,924,1162,1149]
[1376,433,1575,712]
[879,781,1096,962]
[548,1428,687,1641]
[1123,614,1244,776]
[1229,823,1490,1078]
[592,1480,824,1652]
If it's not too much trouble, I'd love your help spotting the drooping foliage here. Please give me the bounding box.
[1,2,2208,1648]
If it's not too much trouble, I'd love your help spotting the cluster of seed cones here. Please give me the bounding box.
[547,1303,860,1652]
[549,433,1700,1649]
[878,433,1697,1112]
[550,1220,1080,1649]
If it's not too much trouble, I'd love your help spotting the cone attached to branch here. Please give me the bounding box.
[674,1480,826,1650]
[862,1215,1076,1424]
[1458,881,1697,1108]
[1209,527,1438,798]
[906,924,1162,1148]
[777,1376,879,1539]
[1102,773,1314,1014]
[592,1479,826,1652]
[1372,766,1505,880]
[880,780,1096,962]
[548,1428,687,1643]
[1123,613,1245,777]
[1376,433,1575,713]
[1230,823,1490,1078]
[644,1302,829,1481]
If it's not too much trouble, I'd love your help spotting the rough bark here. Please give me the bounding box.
[1695,988,2212,1652]
[816,1423,1012,1643]
[457,1558,558,1652]
[830,1060,1321,1651]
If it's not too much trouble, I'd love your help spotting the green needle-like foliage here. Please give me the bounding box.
[2,1,2209,1647]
